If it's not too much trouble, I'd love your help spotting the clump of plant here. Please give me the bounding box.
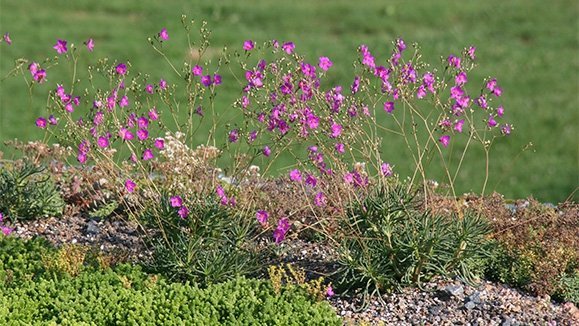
[333,184,491,304]
[268,263,333,302]
[142,194,265,286]
[0,160,65,222]
[484,199,579,300]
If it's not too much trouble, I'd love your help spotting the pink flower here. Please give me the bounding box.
[137,117,149,129]
[137,129,149,141]
[33,70,47,83]
[330,122,342,138]
[305,174,317,187]
[282,42,295,54]
[447,55,461,68]
[170,196,183,207]
[256,210,269,225]
[263,146,271,157]
[455,72,468,86]
[501,124,512,135]
[85,38,94,52]
[439,135,451,148]
[343,172,354,184]
[28,62,39,75]
[119,128,134,141]
[154,138,165,149]
[467,46,476,60]
[381,162,393,177]
[314,192,326,207]
[97,136,109,148]
[1,226,12,236]
[384,101,395,113]
[148,108,159,121]
[48,115,58,125]
[351,76,360,94]
[289,169,302,182]
[35,117,47,128]
[192,65,203,76]
[178,206,189,219]
[243,40,254,51]
[53,39,67,54]
[497,106,505,117]
[213,74,222,85]
[216,185,226,198]
[241,96,250,109]
[319,56,333,71]
[0,212,3,223]
[159,28,169,41]
[335,143,345,154]
[416,85,427,99]
[486,78,497,92]
[159,79,167,90]
[228,129,239,143]
[145,84,154,94]
[142,149,154,160]
[119,95,129,108]
[488,115,498,128]
[273,218,291,243]
[326,285,335,297]
[201,75,212,87]
[3,33,12,45]
[115,63,127,75]
[125,179,136,193]
[454,119,465,133]
[492,86,502,97]
[396,38,407,52]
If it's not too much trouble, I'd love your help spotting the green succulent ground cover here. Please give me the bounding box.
[1,0,577,203]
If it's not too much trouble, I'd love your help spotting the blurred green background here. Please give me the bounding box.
[1,0,577,202]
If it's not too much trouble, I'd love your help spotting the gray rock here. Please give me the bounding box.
[444,284,464,297]
[469,291,482,304]
[428,305,442,316]
[465,301,476,310]
[86,220,100,234]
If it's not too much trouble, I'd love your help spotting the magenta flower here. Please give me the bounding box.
[178,205,189,219]
[492,86,502,97]
[289,169,302,182]
[318,56,333,71]
[335,143,345,154]
[1,226,12,236]
[476,95,488,109]
[119,128,134,141]
[351,76,361,94]
[384,101,395,114]
[35,117,47,128]
[137,117,149,129]
[256,210,269,225]
[228,129,239,143]
[305,174,317,187]
[467,46,476,60]
[137,129,149,141]
[314,192,326,207]
[119,95,129,108]
[396,38,407,52]
[159,28,169,41]
[501,124,512,135]
[201,75,212,87]
[33,70,47,83]
[142,149,154,160]
[447,55,461,68]
[77,153,87,164]
[497,106,504,117]
[416,85,427,99]
[455,72,468,86]
[488,115,498,128]
[330,122,342,138]
[97,136,109,148]
[439,135,451,148]
[263,146,271,157]
[326,285,335,297]
[454,119,465,133]
[53,39,67,54]
[192,65,203,76]
[170,196,183,207]
[154,138,165,149]
[159,79,167,90]
[3,33,12,45]
[243,40,254,51]
[248,130,257,143]
[0,212,3,223]
[241,96,250,109]
[85,38,94,51]
[213,74,222,85]
[115,63,127,75]
[145,84,154,94]
[48,115,58,125]
[381,162,393,177]
[273,217,291,243]
[486,78,497,92]
[282,42,295,54]
[149,108,159,121]
[125,179,136,193]
[216,185,226,198]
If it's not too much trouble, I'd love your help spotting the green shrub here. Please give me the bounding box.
[142,195,266,286]
[334,185,491,300]
[555,271,579,305]
[0,161,65,222]
[0,264,340,325]
[0,236,51,287]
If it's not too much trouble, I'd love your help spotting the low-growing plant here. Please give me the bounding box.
[0,161,65,222]
[333,184,491,304]
[268,263,332,302]
[142,195,265,286]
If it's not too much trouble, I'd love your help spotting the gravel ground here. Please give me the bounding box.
[10,214,579,325]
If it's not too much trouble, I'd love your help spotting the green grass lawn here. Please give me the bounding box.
[1,0,577,203]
